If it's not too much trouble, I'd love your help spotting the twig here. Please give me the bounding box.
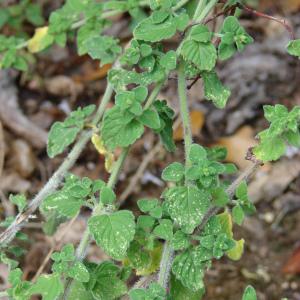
[157,242,174,289]
[32,214,79,282]
[0,84,114,247]
[119,142,162,204]
[194,159,262,235]
[240,4,295,40]
[119,115,181,204]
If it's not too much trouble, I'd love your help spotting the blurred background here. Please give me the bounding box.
[0,0,300,299]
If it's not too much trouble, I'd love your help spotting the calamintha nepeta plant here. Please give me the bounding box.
[0,0,300,299]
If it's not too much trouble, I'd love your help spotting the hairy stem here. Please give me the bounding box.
[0,84,114,247]
[0,291,8,298]
[156,62,192,290]
[178,62,193,170]
[196,0,219,22]
[158,242,175,289]
[63,81,165,299]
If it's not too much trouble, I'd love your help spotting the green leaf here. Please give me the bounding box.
[174,12,189,31]
[100,187,116,205]
[287,39,300,57]
[232,205,245,225]
[171,230,190,250]
[190,25,212,42]
[47,122,80,158]
[222,16,240,33]
[86,36,121,66]
[153,100,176,152]
[25,3,44,26]
[126,241,151,271]
[181,40,217,71]
[211,187,229,207]
[235,181,248,201]
[137,215,156,230]
[160,50,177,71]
[134,15,177,42]
[101,107,144,150]
[189,144,207,163]
[42,192,84,218]
[8,268,23,286]
[172,249,205,291]
[9,194,26,212]
[88,210,135,260]
[68,262,90,283]
[149,206,162,219]
[202,71,231,108]
[140,43,152,57]
[253,136,286,162]
[129,289,152,300]
[170,274,205,300]
[218,41,236,60]
[153,219,173,240]
[138,109,161,129]
[161,162,185,182]
[92,266,127,300]
[137,198,159,212]
[242,285,257,300]
[68,281,94,300]
[164,186,210,234]
[28,273,63,300]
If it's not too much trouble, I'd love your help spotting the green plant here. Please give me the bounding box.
[1,0,300,299]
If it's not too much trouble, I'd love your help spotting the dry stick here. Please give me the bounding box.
[0,83,114,247]
[240,4,295,40]
[194,159,262,236]
[31,214,79,282]
[119,116,181,204]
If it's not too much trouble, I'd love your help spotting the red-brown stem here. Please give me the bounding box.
[241,4,295,40]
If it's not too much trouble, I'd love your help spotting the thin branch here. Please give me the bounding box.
[240,4,295,40]
[0,84,114,247]
[157,242,174,289]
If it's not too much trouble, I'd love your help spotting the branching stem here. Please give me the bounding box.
[194,160,262,235]
[0,84,114,247]
[63,81,165,299]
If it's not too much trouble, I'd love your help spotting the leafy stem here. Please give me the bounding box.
[63,79,166,299]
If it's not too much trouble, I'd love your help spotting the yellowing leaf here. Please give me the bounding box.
[28,26,54,53]
[136,243,163,276]
[104,152,114,173]
[217,211,233,238]
[227,238,245,261]
[92,133,107,155]
[91,133,115,173]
